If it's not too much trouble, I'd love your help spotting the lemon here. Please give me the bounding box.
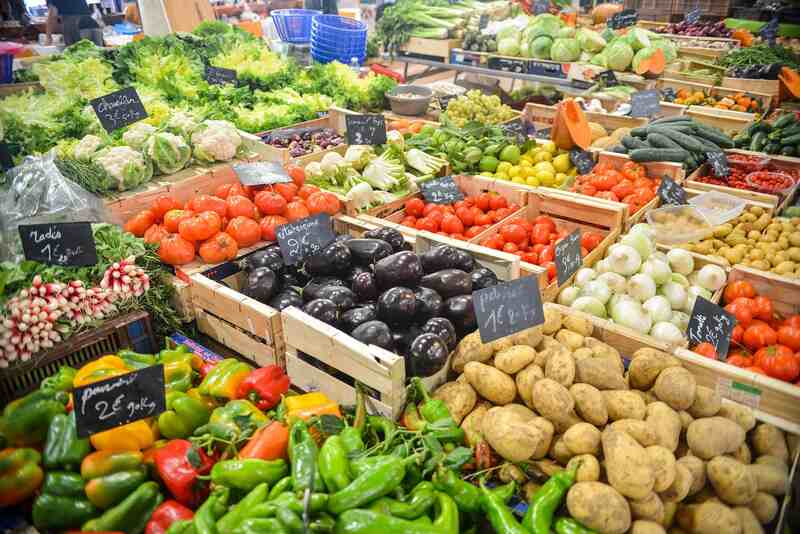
[534,161,556,175]
[518,166,532,178]
[568,167,578,177]
[537,170,555,186]
[512,176,526,184]
[534,151,552,163]
[520,155,533,164]
[541,140,557,154]
[526,176,540,186]
[552,153,571,174]
[555,172,568,185]
[495,172,509,180]
[497,161,512,173]
[480,171,494,177]
[508,166,520,178]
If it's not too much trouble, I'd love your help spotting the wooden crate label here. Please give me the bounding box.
[474,277,544,343]
[91,87,148,133]
[205,66,237,86]
[716,377,761,409]
[345,114,387,146]
[19,222,98,267]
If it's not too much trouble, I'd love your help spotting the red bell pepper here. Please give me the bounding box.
[145,500,194,534]
[154,440,214,508]
[198,360,217,379]
[235,365,290,410]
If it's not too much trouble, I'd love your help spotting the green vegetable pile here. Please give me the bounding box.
[717,44,800,71]
[735,112,800,157]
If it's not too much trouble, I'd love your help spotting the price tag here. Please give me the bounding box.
[686,8,701,24]
[90,87,148,133]
[276,213,336,266]
[502,118,528,144]
[473,277,544,343]
[533,0,549,15]
[479,14,489,29]
[488,57,528,74]
[73,365,166,438]
[0,142,14,171]
[571,79,594,90]
[569,149,595,175]
[19,222,98,267]
[233,162,293,186]
[657,175,687,205]
[706,151,730,178]
[630,90,661,118]
[687,296,736,359]
[760,17,779,46]
[598,69,619,87]
[205,65,237,86]
[555,229,582,286]
[608,9,638,30]
[346,114,387,146]
[528,60,567,79]
[535,127,552,139]
[419,176,464,205]
[439,94,457,111]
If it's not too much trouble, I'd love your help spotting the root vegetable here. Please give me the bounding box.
[566,481,632,534]
[463,362,516,405]
[603,390,647,421]
[570,383,608,427]
[567,454,601,482]
[532,378,575,421]
[516,362,544,409]
[658,463,693,503]
[653,367,697,411]
[687,417,746,459]
[751,424,789,462]
[481,406,542,462]
[645,402,682,451]
[676,501,742,534]
[630,492,665,523]
[563,422,602,455]
[493,345,536,374]
[609,419,659,447]
[432,381,476,425]
[677,455,706,496]
[460,402,490,447]
[545,349,576,387]
[687,386,721,418]
[602,426,655,500]
[646,446,677,492]
[707,456,757,505]
[575,357,628,390]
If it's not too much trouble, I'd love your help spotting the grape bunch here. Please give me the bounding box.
[444,90,518,127]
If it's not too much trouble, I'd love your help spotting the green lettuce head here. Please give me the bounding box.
[605,40,634,71]
[650,39,677,63]
[531,36,553,59]
[550,38,581,62]
[529,14,563,39]
[498,37,521,57]
[146,132,191,175]
[577,28,606,53]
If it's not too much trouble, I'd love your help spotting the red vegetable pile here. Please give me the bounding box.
[399,193,521,240]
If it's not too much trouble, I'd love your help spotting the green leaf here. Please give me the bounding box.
[186,446,203,468]
[443,447,473,471]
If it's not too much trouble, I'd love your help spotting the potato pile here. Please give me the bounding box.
[432,305,796,534]
[680,206,800,277]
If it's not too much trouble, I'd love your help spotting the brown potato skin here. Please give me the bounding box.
[567,454,601,482]
[653,367,697,411]
[646,402,682,452]
[604,390,647,421]
[658,463,692,504]
[676,455,705,496]
[516,362,544,409]
[752,424,789,462]
[687,386,721,418]
[563,422,601,456]
[630,520,666,534]
[748,492,778,524]
[676,501,742,534]
[706,456,757,506]
[575,357,628,390]
[630,492,665,524]
[602,426,655,500]
[463,362,516,405]
[748,463,788,496]
[646,446,677,493]
[717,403,756,432]
[570,383,608,426]
[686,417,746,460]
[532,378,575,421]
[566,482,632,534]
[432,381,476,425]
[734,507,765,534]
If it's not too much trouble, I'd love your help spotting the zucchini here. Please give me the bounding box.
[629,148,688,163]
[781,145,797,157]
[773,113,797,129]
[765,142,780,154]
[631,127,649,138]
[655,128,706,153]
[750,131,767,152]
[622,136,648,150]
[692,125,735,148]
[646,132,682,150]
[781,132,800,145]
[781,123,800,137]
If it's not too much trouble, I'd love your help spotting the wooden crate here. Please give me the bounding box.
[399,38,462,63]
[0,81,42,97]
[657,78,773,117]
[250,109,349,164]
[523,102,648,135]
[659,101,688,118]
[685,105,753,132]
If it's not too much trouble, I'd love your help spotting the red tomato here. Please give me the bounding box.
[124,210,156,237]
[416,218,438,232]
[693,342,718,360]
[725,298,754,328]
[539,245,555,263]
[151,195,182,221]
[488,194,508,210]
[723,280,756,304]
[532,216,556,233]
[286,164,305,187]
[163,209,194,234]
[544,261,556,281]
[732,324,744,345]
[226,216,261,247]
[297,185,320,200]
[401,216,417,227]
[743,323,778,351]
[472,213,489,226]
[581,232,603,251]
[531,224,551,245]
[441,214,465,235]
[754,344,800,381]
[427,210,444,227]
[178,211,222,242]
[521,252,539,264]
[455,206,475,226]
[423,203,443,217]
[307,192,341,216]
[494,207,513,221]
[777,325,800,351]
[476,193,492,211]
[273,183,299,203]
[285,201,310,222]
[260,215,288,241]
[405,198,425,218]
[500,224,527,245]
[751,296,773,322]
[464,226,484,239]
[189,195,227,219]
[254,191,288,216]
[226,195,258,220]
[502,242,519,253]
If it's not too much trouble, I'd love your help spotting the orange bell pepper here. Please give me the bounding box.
[239,421,290,460]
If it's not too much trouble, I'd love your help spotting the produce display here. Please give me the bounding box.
[568,159,660,215]
[259,127,345,159]
[692,153,800,195]
[655,20,732,38]
[441,90,518,127]
[718,44,800,76]
[661,88,764,113]
[734,112,800,158]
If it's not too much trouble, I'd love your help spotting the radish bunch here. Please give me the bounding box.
[0,256,150,367]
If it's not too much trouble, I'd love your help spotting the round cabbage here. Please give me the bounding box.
[530,36,553,59]
[577,28,606,53]
[529,14,563,39]
[650,39,677,63]
[590,50,608,68]
[497,26,519,41]
[550,38,581,62]
[605,40,634,71]
[498,37,521,57]
[146,132,192,175]
[558,26,576,39]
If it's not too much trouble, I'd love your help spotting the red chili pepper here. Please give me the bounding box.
[235,365,290,410]
[145,500,194,534]
[154,440,215,508]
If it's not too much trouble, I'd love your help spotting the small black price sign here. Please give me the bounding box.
[276,213,336,266]
[73,365,166,438]
[569,149,595,176]
[533,0,549,15]
[571,80,594,90]
[0,142,14,171]
[657,175,687,205]
[555,229,582,286]
[205,65,237,86]
[439,94,457,111]
[479,14,489,29]
[233,161,293,186]
[535,127,552,140]
[488,57,528,74]
[608,8,638,30]
[19,222,98,267]
[760,17,779,46]
[686,7,701,24]
[346,114,387,146]
[706,151,730,178]
[90,87,148,133]
[528,60,567,79]
[502,118,528,144]
[473,277,544,343]
[687,296,736,360]
[630,90,661,118]
[598,69,619,87]
[419,176,465,205]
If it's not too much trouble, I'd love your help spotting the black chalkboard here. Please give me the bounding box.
[233,162,293,186]
[608,9,638,30]
[419,176,464,205]
[555,229,582,286]
[473,277,544,343]
[439,94,457,110]
[205,65,238,86]
[686,8,701,24]
[630,90,661,118]
[569,149,595,175]
[687,296,736,360]
[528,60,567,79]
[90,87,148,133]
[707,151,730,178]
[598,70,619,87]
[276,213,336,266]
[73,364,166,438]
[535,127,552,139]
[346,114,387,146]
[488,57,528,74]
[502,118,528,144]
[19,222,98,267]
[533,0,549,15]
[0,142,13,171]
[760,17,779,46]
[571,80,594,90]
[657,175,687,206]
[479,14,489,29]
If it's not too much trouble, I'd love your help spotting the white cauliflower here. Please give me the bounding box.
[166,111,200,140]
[146,132,191,175]
[93,146,153,191]
[122,123,157,150]
[191,120,242,162]
[73,135,105,160]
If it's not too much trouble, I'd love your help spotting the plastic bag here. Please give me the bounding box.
[0,151,111,262]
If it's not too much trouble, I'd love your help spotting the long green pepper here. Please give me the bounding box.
[289,420,325,492]
[522,464,578,534]
[479,481,528,534]
[554,517,598,534]
[328,455,417,515]
[319,435,351,492]
[216,482,268,532]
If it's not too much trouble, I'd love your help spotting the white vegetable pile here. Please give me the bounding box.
[557,224,727,344]
[0,257,149,366]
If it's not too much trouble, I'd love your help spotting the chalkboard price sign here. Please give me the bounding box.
[474,277,544,343]
[569,149,595,176]
[555,229,582,286]
[706,151,730,178]
[346,114,387,146]
[205,65,238,86]
[488,57,528,74]
[686,8,701,24]
[91,87,148,133]
[0,142,13,171]
[687,296,736,360]
[502,118,528,144]
[630,89,661,118]
[233,162,293,186]
[19,222,98,267]
[535,127,552,139]
[439,94,457,110]
[479,14,489,29]
[657,175,687,206]
[276,213,336,265]
[533,0,549,15]
[528,60,567,79]
[608,9,638,30]
[420,176,464,205]
[73,364,166,438]
[598,70,619,87]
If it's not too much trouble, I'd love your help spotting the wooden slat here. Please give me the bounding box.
[195,309,279,368]
[726,266,800,321]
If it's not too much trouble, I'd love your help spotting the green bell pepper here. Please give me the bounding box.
[211,458,287,491]
[43,411,91,471]
[33,473,98,531]
[1,388,68,446]
[41,366,77,392]
[82,481,162,534]
[42,471,85,496]
[159,391,211,439]
[158,344,193,364]
[193,399,268,442]
[164,360,194,393]
[118,350,157,370]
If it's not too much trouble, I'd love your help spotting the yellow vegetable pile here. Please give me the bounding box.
[482,140,577,188]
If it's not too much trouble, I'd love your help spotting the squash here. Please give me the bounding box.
[591,3,623,25]
[588,122,607,142]
[731,29,753,47]
[552,102,573,150]
[563,99,592,150]
[633,48,665,76]
[779,67,800,99]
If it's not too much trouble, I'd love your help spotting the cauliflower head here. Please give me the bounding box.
[73,134,106,160]
[191,120,242,162]
[93,146,153,191]
[122,122,157,150]
[166,110,200,140]
[146,132,191,175]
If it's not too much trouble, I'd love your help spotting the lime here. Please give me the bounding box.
[479,156,499,173]
[499,145,521,164]
[552,153,571,174]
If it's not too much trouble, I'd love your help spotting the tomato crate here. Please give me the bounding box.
[0,311,155,405]
[250,107,351,165]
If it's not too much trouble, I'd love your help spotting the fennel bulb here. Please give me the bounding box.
[621,231,654,261]
[608,244,642,276]
[643,295,672,323]
[697,264,726,292]
[574,268,596,288]
[640,259,671,285]
[610,299,652,334]
[580,280,612,305]
[659,281,687,310]
[362,152,404,191]
[571,296,607,318]
[597,272,627,294]
[650,322,684,344]
[627,274,656,302]
[558,286,581,306]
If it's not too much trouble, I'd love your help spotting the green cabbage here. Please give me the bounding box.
[550,38,581,62]
[531,36,553,59]
[577,28,606,53]
[590,51,608,68]
[497,26,519,41]
[624,28,652,51]
[605,41,634,71]
[498,37,521,57]
[528,14,563,39]
[146,132,191,174]
[650,39,677,63]
[557,26,576,39]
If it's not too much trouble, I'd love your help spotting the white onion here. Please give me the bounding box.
[558,286,581,306]
[571,296,607,318]
[643,295,672,323]
[697,264,726,292]
[659,281,687,310]
[671,273,690,287]
[630,223,655,240]
[640,258,672,285]
[580,280,612,305]
[594,258,612,274]
[621,231,654,261]
[669,311,690,331]
[666,248,694,276]
[597,272,627,294]
[610,299,652,334]
[574,268,597,288]
[684,285,712,314]
[627,274,656,302]
[650,321,684,344]
[608,244,642,276]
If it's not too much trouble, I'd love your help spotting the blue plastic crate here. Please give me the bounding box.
[272,9,321,44]
[0,54,12,84]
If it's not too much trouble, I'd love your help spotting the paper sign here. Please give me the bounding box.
[276,213,336,265]
[419,176,464,205]
[473,277,544,343]
[19,222,98,267]
[233,162,293,186]
[657,175,687,205]
[687,296,736,359]
[569,149,595,175]
[706,151,730,178]
[630,90,661,118]
[346,114,387,146]
[90,87,148,133]
[555,229,582,286]
[205,65,237,85]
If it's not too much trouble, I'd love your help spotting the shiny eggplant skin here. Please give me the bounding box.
[392,324,422,355]
[344,265,371,286]
[269,290,304,311]
[303,298,338,326]
[419,245,461,273]
[241,249,282,273]
[471,267,499,290]
[377,287,416,326]
[345,239,394,266]
[413,286,443,322]
[407,333,449,377]
[374,251,423,290]
[444,294,476,335]
[340,306,378,333]
[303,277,346,302]
[421,317,457,351]
[241,267,277,303]
[351,271,378,302]
[419,269,472,299]
[452,249,476,272]
[315,285,356,313]
[305,241,352,277]
[364,227,407,253]
[351,320,393,350]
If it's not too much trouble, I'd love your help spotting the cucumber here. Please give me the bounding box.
[650,116,693,125]
[610,145,628,154]
[781,123,800,137]
[686,152,699,169]
[692,124,735,148]
[631,127,649,138]
[697,138,723,153]
[654,128,707,152]
[781,132,800,145]
[646,132,682,150]
[622,136,648,150]
[750,131,767,152]
[765,142,780,154]
[773,113,797,129]
[629,148,688,163]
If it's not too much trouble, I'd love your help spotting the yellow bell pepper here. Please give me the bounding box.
[74,356,130,387]
[285,392,341,421]
[89,419,156,452]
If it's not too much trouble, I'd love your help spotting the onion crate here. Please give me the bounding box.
[250,107,350,165]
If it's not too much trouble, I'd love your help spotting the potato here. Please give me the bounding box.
[661,502,677,529]
[515,362,544,409]
[755,455,787,472]
[508,325,543,348]
[686,417,745,459]
[731,443,752,465]
[602,426,655,500]
[494,345,537,375]
[676,456,705,496]
[566,482,631,534]
[563,422,602,456]
[432,381,476,425]
[630,492,665,523]
[563,315,593,337]
[576,357,628,390]
[530,416,554,459]
[543,306,563,335]
[752,424,789,462]
[545,349,576,387]
[676,501,742,534]
[570,383,608,427]
[748,463,788,496]
[572,347,594,361]
[533,459,564,477]
[556,329,584,350]
[658,463,693,503]
[678,411,694,432]
[532,378,575,421]
[707,456,757,505]
[788,434,800,460]
[610,419,659,447]
[481,406,542,462]
[567,454,601,482]
[646,402,682,451]
[734,507,765,534]
[629,349,681,390]
[717,403,756,432]
[552,411,584,434]
[535,345,568,369]
[586,339,625,375]
[491,337,513,354]
[452,331,494,373]
[460,402,489,447]
[538,335,561,351]
[747,492,778,524]
[687,386,721,418]
[503,403,536,421]
[549,434,573,465]
[498,463,526,484]
[647,446,677,493]
[653,367,697,411]
[630,520,667,534]
[604,391,647,421]
[464,362,516,405]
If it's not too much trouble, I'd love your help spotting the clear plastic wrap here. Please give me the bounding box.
[0,151,111,262]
